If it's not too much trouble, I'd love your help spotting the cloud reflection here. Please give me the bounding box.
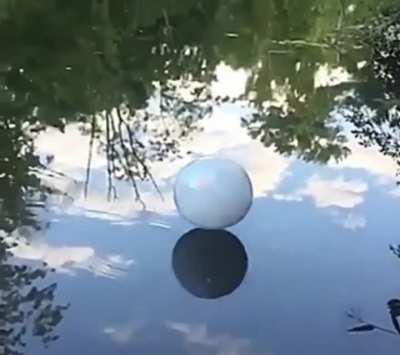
[166,322,254,355]
[32,64,400,234]
[9,227,134,278]
[299,175,368,230]
[300,175,367,209]
[103,321,144,344]
[36,106,292,221]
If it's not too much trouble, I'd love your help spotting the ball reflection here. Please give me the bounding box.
[174,158,253,229]
[172,229,248,299]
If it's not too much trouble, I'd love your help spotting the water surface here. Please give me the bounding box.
[1,1,400,354]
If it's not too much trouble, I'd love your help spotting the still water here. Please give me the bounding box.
[1,1,400,354]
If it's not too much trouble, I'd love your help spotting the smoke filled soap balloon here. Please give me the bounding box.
[174,158,253,229]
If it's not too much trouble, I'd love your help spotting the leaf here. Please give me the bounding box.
[347,323,375,333]
[388,299,400,334]
[388,299,400,317]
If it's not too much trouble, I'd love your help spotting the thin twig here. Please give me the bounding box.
[109,110,145,209]
[374,325,399,336]
[117,107,164,200]
[270,39,331,49]
[105,112,117,201]
[117,112,141,200]
[84,115,96,198]
[347,310,399,336]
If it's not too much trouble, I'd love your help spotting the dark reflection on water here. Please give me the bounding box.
[172,228,248,299]
[2,0,400,195]
[0,238,69,355]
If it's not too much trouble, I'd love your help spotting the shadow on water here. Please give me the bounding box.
[172,229,248,299]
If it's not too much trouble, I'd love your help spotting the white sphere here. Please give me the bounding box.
[174,158,253,229]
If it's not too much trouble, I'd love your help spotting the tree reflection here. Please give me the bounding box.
[0,3,220,352]
[237,2,400,174]
[0,238,69,355]
[337,10,400,177]
[0,120,68,354]
[346,243,400,337]
[3,0,400,195]
[0,0,218,199]
[0,119,42,234]
[89,82,211,203]
[347,307,399,336]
